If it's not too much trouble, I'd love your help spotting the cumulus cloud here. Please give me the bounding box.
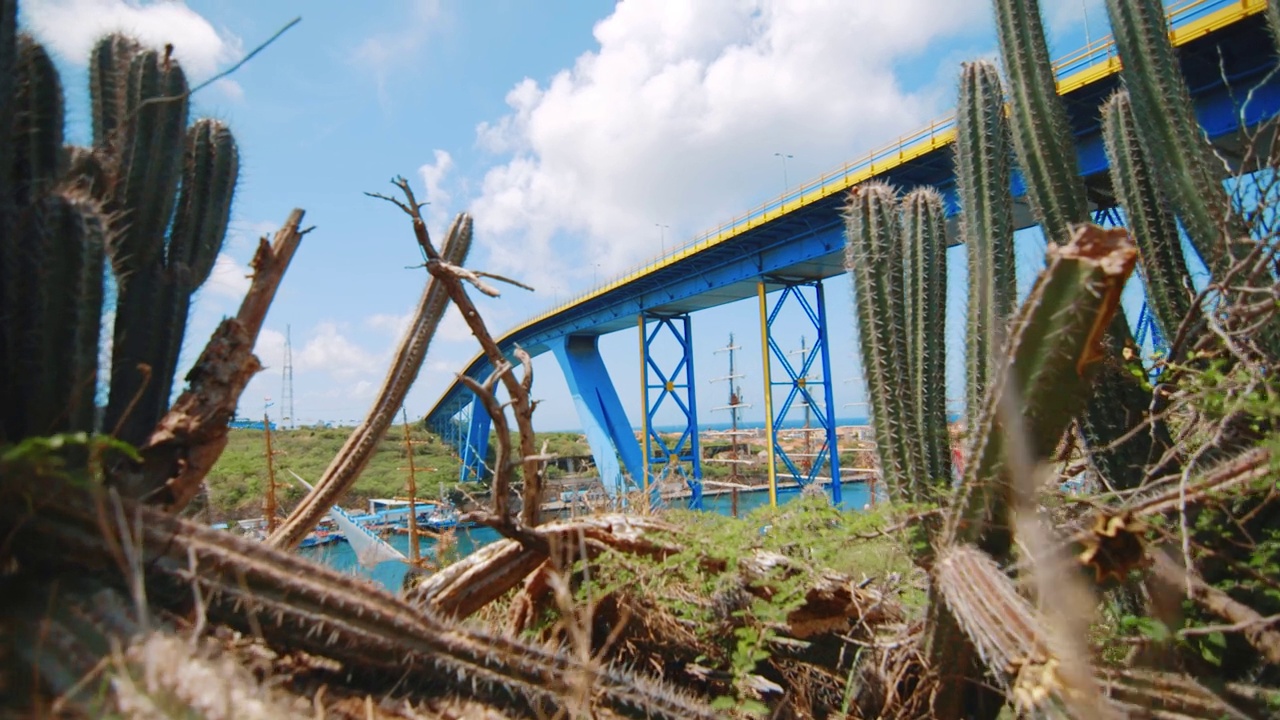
[21,0,245,99]
[353,0,444,104]
[469,0,986,294]
[295,323,380,379]
[205,253,252,301]
[418,149,456,236]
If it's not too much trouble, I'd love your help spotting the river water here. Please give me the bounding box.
[299,480,876,591]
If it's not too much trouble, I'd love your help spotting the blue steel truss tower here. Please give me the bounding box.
[639,313,704,510]
[757,278,842,506]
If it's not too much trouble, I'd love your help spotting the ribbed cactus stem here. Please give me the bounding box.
[113,47,188,270]
[844,182,924,502]
[946,224,1138,557]
[11,35,64,207]
[993,0,1088,242]
[11,193,106,435]
[956,59,1016,435]
[103,46,190,445]
[902,188,952,491]
[1104,0,1242,273]
[0,1,19,443]
[152,119,239,422]
[1269,0,1280,53]
[1102,91,1192,340]
[89,33,142,150]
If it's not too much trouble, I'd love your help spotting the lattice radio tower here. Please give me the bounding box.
[281,324,295,429]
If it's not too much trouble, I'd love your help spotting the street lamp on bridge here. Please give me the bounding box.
[774,152,794,193]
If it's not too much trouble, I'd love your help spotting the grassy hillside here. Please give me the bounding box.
[203,426,592,521]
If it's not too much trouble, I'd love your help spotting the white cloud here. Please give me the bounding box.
[1045,0,1107,39]
[205,252,251,300]
[295,322,380,379]
[352,0,444,105]
[418,149,456,237]
[468,0,986,293]
[21,0,245,99]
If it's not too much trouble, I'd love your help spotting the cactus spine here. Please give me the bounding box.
[1104,0,1241,273]
[902,188,951,490]
[1102,91,1191,340]
[844,182,923,501]
[1270,0,1280,52]
[992,0,1087,243]
[955,60,1015,435]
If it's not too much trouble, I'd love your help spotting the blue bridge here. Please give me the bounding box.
[426,0,1280,509]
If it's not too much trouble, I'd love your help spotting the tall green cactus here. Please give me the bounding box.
[1102,90,1192,340]
[844,182,924,501]
[955,60,1015,435]
[902,188,951,490]
[1,31,107,440]
[1104,0,1242,273]
[10,36,63,207]
[995,0,1164,491]
[992,0,1087,243]
[88,35,238,448]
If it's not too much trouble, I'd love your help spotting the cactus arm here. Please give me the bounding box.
[151,119,239,422]
[1104,0,1242,273]
[945,224,1139,555]
[89,34,141,149]
[11,36,64,208]
[956,59,1016,435]
[1102,91,1192,342]
[103,48,190,445]
[903,188,952,490]
[111,48,188,270]
[993,0,1089,242]
[16,194,107,434]
[844,182,924,502]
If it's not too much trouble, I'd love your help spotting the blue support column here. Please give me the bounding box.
[459,392,492,485]
[552,335,645,498]
[640,313,703,510]
[759,278,842,505]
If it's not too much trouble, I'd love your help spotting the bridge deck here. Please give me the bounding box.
[427,0,1276,423]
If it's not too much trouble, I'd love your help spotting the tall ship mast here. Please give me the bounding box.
[708,333,754,514]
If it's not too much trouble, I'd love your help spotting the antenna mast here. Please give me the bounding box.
[282,324,296,429]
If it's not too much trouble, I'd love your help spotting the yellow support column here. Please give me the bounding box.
[757,281,778,507]
[638,314,650,497]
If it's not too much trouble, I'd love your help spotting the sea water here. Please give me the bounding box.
[301,479,876,591]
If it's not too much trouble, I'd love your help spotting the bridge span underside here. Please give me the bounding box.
[426,2,1280,509]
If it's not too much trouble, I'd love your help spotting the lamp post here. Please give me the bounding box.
[774,152,793,193]
[655,223,670,254]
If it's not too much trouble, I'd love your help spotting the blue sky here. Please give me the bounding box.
[21,0,1115,431]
